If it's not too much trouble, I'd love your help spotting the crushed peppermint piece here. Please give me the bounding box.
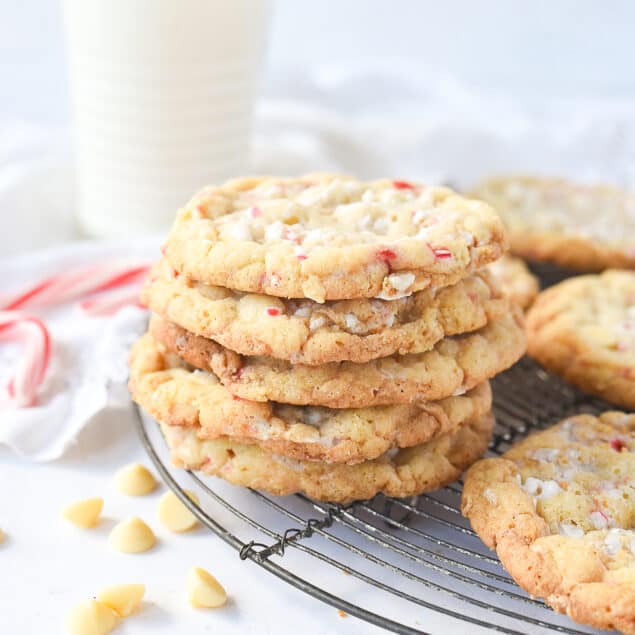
[610,438,628,452]
[265,307,281,317]
[393,180,415,190]
[249,206,262,218]
[377,248,397,262]
[432,247,453,260]
[296,252,308,260]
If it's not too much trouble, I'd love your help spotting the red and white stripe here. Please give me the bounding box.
[0,260,152,408]
[0,311,51,408]
[1,262,150,311]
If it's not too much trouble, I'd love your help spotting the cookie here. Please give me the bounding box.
[526,270,635,410]
[471,175,635,272]
[462,412,635,634]
[489,254,539,310]
[159,410,494,503]
[163,174,507,302]
[148,309,525,408]
[129,333,492,465]
[143,259,510,365]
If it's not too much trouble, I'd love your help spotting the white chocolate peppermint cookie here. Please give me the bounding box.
[463,412,635,634]
[148,310,526,408]
[129,333,492,465]
[163,174,507,302]
[143,259,510,365]
[471,175,635,272]
[159,410,494,503]
[526,270,635,410]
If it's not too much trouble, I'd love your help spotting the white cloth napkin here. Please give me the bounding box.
[0,241,158,460]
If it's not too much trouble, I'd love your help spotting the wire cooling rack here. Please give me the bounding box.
[134,354,617,635]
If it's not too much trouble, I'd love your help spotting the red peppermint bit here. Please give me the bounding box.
[377,248,397,262]
[233,367,246,380]
[296,253,308,261]
[231,394,242,401]
[160,243,167,256]
[432,247,453,260]
[250,206,262,218]
[610,438,627,452]
[393,180,415,190]
[266,307,281,316]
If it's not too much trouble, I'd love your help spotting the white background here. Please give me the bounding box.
[3,0,635,125]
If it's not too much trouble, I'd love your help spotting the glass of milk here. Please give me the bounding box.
[63,0,271,237]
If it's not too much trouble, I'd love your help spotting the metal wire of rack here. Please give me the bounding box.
[134,353,618,635]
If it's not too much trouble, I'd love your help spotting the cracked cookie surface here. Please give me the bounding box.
[148,310,525,408]
[163,174,507,302]
[526,270,635,409]
[129,333,492,465]
[463,412,635,635]
[143,259,510,365]
[471,175,635,271]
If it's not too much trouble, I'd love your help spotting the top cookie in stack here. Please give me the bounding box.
[130,174,526,503]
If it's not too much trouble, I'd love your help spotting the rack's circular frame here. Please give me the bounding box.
[135,353,616,635]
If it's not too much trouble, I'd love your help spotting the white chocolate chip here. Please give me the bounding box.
[109,517,156,553]
[224,218,253,241]
[521,477,561,500]
[264,220,286,241]
[63,497,104,529]
[114,463,157,497]
[65,600,120,635]
[158,490,199,533]
[589,510,609,530]
[529,448,560,463]
[309,315,327,331]
[187,566,227,608]
[483,488,497,504]
[603,529,623,556]
[293,306,311,318]
[97,584,145,618]
[559,522,584,538]
[373,217,389,234]
[385,272,415,293]
[344,313,361,331]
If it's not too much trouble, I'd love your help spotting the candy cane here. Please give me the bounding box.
[0,311,51,408]
[78,286,146,317]
[1,262,150,311]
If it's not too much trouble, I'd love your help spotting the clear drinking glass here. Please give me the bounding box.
[63,0,271,237]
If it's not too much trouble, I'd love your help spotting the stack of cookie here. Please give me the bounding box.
[129,175,526,503]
